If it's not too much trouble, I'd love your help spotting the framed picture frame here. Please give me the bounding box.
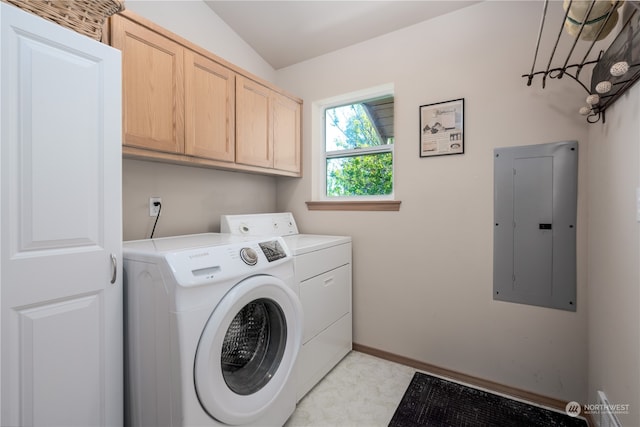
[419,98,464,157]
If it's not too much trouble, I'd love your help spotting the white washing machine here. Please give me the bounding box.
[123,233,302,426]
[221,213,352,401]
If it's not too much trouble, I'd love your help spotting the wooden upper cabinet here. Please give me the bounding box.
[236,76,301,174]
[273,92,301,174]
[236,75,272,168]
[110,14,184,154]
[185,50,235,162]
[110,11,302,177]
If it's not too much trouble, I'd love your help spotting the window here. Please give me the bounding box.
[308,84,400,211]
[320,88,394,201]
[324,97,394,198]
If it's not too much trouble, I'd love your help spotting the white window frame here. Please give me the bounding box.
[312,83,395,202]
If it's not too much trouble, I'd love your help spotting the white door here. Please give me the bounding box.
[0,4,122,426]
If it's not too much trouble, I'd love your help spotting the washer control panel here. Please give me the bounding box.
[258,240,287,262]
[239,239,287,265]
[154,235,291,286]
[221,212,299,237]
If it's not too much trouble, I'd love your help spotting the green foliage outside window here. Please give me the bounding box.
[325,103,393,197]
[327,153,393,196]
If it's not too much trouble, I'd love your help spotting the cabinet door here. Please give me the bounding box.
[185,50,235,161]
[236,75,273,168]
[1,3,122,426]
[273,92,301,174]
[111,14,184,154]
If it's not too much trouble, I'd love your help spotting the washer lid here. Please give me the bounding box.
[123,233,246,255]
[283,234,351,255]
[194,275,302,425]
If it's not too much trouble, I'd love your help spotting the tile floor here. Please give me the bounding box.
[285,351,589,427]
[284,351,415,427]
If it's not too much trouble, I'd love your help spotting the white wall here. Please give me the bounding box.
[123,160,276,240]
[276,1,591,402]
[124,0,275,81]
[121,1,278,241]
[587,84,640,426]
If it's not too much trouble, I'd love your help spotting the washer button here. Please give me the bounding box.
[239,247,258,265]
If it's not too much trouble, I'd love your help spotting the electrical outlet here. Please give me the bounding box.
[149,197,162,217]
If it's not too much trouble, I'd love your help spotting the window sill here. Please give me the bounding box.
[306,200,401,211]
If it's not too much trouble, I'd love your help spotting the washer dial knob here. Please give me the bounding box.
[239,247,258,265]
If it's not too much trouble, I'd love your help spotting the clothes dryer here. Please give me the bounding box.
[123,233,302,426]
[221,213,352,401]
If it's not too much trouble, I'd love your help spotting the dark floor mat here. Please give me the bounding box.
[388,372,588,427]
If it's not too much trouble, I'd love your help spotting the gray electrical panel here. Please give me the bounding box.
[493,141,577,311]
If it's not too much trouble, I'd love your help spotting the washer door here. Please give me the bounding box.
[194,274,302,425]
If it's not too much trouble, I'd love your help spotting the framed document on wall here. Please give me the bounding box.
[419,98,464,157]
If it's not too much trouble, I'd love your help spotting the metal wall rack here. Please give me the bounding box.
[523,1,640,123]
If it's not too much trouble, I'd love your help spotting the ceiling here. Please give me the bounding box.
[204,1,480,69]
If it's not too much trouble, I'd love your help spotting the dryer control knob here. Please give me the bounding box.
[239,247,258,266]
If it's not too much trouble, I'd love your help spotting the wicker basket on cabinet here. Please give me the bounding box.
[2,0,124,40]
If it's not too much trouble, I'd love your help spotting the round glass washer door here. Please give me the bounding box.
[194,275,302,425]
